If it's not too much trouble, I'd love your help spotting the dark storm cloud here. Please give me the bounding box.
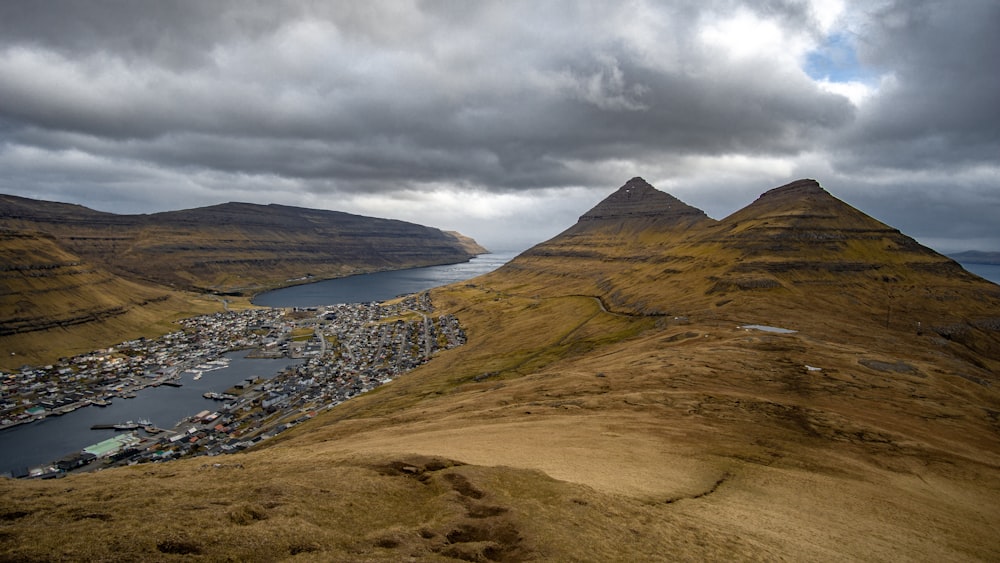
[0,1,848,183]
[0,1,284,67]
[0,1,996,251]
[839,0,1000,169]
[812,0,1000,252]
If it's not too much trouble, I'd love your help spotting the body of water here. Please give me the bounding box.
[0,351,300,475]
[960,262,1000,285]
[253,251,517,308]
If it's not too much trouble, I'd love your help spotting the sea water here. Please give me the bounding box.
[253,251,516,308]
[961,262,1000,285]
[0,351,300,475]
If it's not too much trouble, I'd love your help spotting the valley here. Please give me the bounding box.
[1,178,998,561]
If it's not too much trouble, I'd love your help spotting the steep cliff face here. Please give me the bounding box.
[0,195,486,294]
[0,229,221,367]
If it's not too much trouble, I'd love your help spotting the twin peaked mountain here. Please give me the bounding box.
[503,177,998,360]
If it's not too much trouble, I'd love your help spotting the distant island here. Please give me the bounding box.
[951,250,1000,265]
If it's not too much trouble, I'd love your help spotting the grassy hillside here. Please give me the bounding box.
[1,179,998,560]
[0,230,231,369]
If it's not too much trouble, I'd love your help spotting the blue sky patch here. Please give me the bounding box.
[805,33,871,83]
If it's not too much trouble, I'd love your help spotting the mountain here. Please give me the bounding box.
[507,179,995,334]
[1,179,998,561]
[0,194,487,295]
[571,176,712,230]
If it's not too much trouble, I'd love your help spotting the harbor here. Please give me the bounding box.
[0,350,301,476]
[1,254,514,477]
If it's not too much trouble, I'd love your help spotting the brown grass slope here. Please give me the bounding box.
[0,229,226,369]
[0,194,485,295]
[2,178,999,561]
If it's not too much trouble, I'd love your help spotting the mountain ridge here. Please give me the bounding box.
[0,193,486,295]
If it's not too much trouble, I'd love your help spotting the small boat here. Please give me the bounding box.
[192,372,202,381]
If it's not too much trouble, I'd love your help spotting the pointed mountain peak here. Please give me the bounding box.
[755,178,828,203]
[724,178,869,225]
[576,177,710,227]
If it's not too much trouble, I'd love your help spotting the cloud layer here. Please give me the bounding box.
[0,0,997,251]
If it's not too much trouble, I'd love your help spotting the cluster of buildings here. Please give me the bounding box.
[149,295,466,461]
[1,308,286,428]
[3,293,468,476]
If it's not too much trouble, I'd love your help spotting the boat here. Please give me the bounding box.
[192,372,202,381]
[93,421,140,431]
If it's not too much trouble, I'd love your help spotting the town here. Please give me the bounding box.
[0,293,467,477]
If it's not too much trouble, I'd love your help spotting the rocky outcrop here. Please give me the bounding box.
[444,231,490,255]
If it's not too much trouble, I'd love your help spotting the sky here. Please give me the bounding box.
[0,1,997,253]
